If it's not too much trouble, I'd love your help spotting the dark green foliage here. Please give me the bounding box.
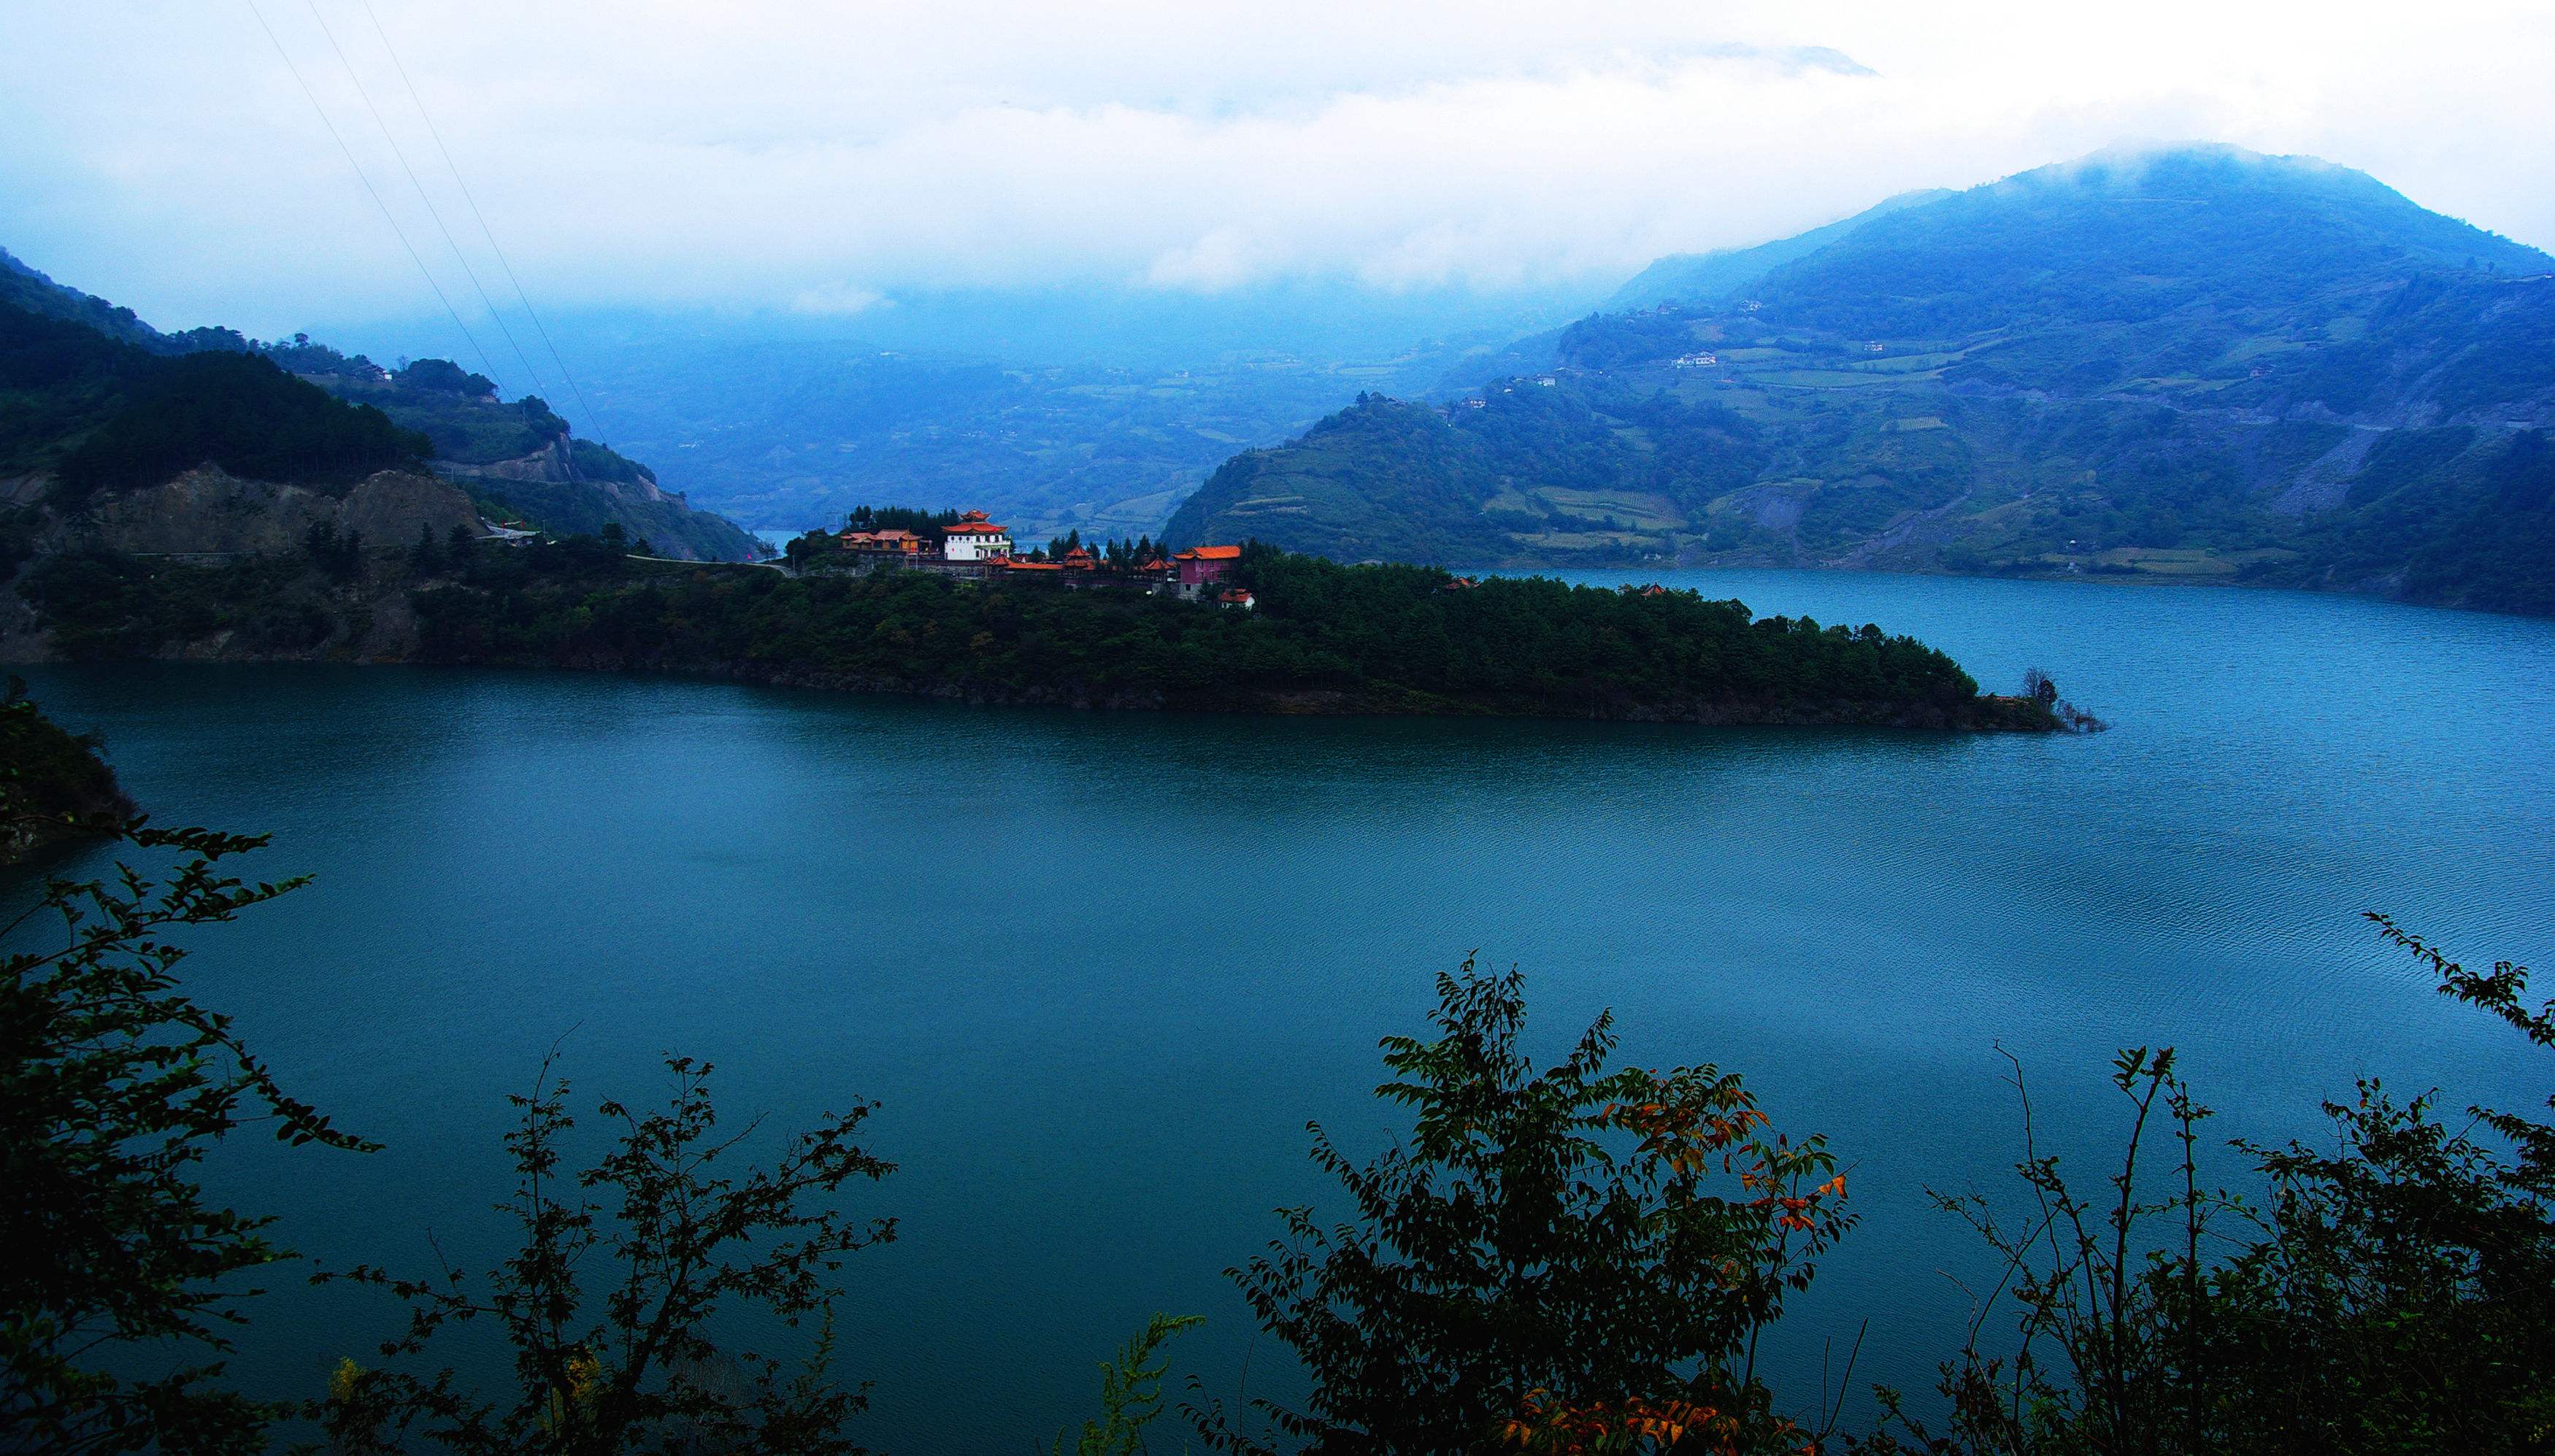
[0,811,374,1455]
[2394,431,2555,615]
[393,358,496,397]
[321,375,565,469]
[391,539,2005,723]
[0,304,167,476]
[19,551,345,660]
[1053,1314,1202,1456]
[844,504,967,540]
[564,437,648,484]
[0,683,134,862]
[55,350,428,498]
[1165,391,1764,567]
[304,522,365,584]
[1193,958,1853,1454]
[19,539,2017,723]
[315,1056,895,1456]
[257,333,385,380]
[0,247,212,355]
[1860,919,2555,1456]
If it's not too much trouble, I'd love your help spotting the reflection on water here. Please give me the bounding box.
[18,569,2554,1452]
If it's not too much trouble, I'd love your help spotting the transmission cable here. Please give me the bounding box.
[243,0,501,385]
[301,0,552,405]
[357,0,616,445]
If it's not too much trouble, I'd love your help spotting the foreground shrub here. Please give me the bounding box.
[1,813,370,1455]
[1861,918,2555,1456]
[1194,956,1853,1455]
[315,1057,897,1456]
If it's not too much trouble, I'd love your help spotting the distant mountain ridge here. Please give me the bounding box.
[1602,188,1956,313]
[1168,145,2555,615]
[0,250,762,561]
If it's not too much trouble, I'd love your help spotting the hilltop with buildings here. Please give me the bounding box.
[783,506,1255,604]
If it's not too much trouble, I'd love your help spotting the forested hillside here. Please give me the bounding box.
[0,250,762,562]
[1168,146,2555,615]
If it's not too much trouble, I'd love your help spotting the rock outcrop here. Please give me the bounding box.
[66,466,484,558]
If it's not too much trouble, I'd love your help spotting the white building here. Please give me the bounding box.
[942,510,1012,562]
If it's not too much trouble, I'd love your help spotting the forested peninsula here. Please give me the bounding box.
[8,538,2063,731]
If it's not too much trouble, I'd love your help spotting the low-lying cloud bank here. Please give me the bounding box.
[2,0,2548,336]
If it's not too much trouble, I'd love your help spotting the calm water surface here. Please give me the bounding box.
[18,569,2555,1450]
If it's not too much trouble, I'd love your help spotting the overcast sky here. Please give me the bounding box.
[4,1,2552,338]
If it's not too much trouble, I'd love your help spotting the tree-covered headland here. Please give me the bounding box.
[19,535,2062,730]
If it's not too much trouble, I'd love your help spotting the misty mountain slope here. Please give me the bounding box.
[569,279,1607,544]
[0,255,763,562]
[1167,145,2555,614]
[1603,188,1955,313]
[1,247,232,355]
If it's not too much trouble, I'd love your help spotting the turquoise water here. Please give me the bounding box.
[17,569,2555,1450]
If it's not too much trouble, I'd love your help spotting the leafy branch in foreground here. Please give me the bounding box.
[1053,1313,1203,1456]
[1193,955,1853,1455]
[1,814,373,1456]
[315,1055,896,1456]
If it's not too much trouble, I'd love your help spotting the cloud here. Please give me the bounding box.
[789,282,888,315]
[1,0,2549,336]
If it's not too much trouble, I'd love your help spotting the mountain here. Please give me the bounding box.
[0,253,763,562]
[1167,145,2555,615]
[530,277,1608,545]
[1,247,253,355]
[1602,189,1955,313]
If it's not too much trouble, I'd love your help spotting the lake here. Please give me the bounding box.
[17,569,2555,1452]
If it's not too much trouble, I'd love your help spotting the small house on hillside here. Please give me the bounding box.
[1218,588,1255,610]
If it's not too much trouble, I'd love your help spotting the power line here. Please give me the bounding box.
[301,0,550,406]
[357,0,615,445]
[244,0,501,385]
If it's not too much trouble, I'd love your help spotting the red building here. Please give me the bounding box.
[1175,544,1240,587]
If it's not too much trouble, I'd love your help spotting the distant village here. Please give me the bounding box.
[787,509,1256,608]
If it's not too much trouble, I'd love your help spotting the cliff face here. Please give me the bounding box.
[65,467,483,558]
[0,466,483,664]
[459,440,766,562]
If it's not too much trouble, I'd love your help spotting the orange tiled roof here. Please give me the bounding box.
[1002,558,1064,571]
[945,522,1008,535]
[1177,544,1242,561]
[1218,588,1254,604]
